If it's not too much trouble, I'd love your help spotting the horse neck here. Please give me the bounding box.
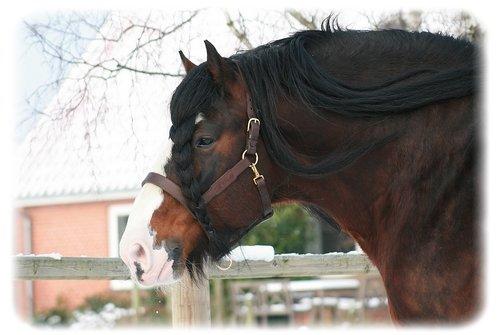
[265,95,478,321]
[267,101,402,254]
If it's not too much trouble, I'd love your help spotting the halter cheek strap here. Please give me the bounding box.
[141,94,273,238]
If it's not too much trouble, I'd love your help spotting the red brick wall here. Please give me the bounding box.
[15,199,132,314]
[13,211,31,320]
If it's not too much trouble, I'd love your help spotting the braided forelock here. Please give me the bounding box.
[168,64,233,279]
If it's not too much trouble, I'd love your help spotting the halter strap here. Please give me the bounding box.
[142,94,273,238]
[142,172,188,208]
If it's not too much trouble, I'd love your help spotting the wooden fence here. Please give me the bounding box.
[14,253,378,326]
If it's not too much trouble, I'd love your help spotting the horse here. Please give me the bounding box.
[119,19,478,323]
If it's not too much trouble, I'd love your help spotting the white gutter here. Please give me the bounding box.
[14,190,139,208]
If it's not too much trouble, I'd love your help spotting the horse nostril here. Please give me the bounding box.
[128,243,150,275]
[134,261,145,282]
[136,246,145,257]
[131,243,146,260]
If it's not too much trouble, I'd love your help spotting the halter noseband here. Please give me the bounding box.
[141,94,273,239]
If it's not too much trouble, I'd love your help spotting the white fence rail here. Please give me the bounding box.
[14,253,378,326]
[14,253,377,280]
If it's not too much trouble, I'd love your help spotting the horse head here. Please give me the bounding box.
[119,41,275,286]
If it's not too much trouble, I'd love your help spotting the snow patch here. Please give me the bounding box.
[70,303,134,329]
[279,250,363,257]
[16,253,63,260]
[224,245,275,262]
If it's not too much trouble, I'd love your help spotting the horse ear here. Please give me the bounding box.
[204,40,233,83]
[179,50,197,74]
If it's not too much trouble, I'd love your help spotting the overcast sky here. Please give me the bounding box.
[16,12,99,142]
[17,17,55,142]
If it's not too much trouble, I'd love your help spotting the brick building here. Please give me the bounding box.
[14,198,137,316]
[13,13,177,318]
[13,93,171,318]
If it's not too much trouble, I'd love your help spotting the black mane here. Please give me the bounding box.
[167,21,476,277]
[232,24,475,176]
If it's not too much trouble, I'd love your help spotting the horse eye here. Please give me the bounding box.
[195,137,214,148]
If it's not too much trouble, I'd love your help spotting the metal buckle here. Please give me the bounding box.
[249,163,264,185]
[241,150,258,165]
[247,118,260,132]
[244,116,264,185]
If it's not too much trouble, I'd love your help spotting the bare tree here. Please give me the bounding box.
[21,8,480,142]
[365,10,481,42]
[21,8,337,139]
[23,11,199,133]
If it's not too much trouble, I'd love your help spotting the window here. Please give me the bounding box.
[108,204,133,290]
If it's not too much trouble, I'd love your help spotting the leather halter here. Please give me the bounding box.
[142,94,273,239]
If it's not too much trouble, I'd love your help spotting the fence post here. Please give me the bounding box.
[212,279,224,325]
[170,268,211,327]
[131,284,140,323]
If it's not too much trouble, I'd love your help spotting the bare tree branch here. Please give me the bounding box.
[114,60,183,77]
[286,9,317,30]
[22,11,199,137]
[224,11,253,49]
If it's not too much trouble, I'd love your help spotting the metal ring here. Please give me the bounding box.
[215,257,232,271]
[241,150,259,165]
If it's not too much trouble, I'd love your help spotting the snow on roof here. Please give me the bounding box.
[14,10,314,206]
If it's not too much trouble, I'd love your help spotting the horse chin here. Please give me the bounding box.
[136,275,181,289]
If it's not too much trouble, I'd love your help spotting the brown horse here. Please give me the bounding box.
[119,21,478,323]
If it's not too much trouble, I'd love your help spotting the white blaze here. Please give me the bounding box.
[119,140,176,286]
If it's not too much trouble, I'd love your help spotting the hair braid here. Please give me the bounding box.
[169,113,231,279]
[168,64,234,279]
